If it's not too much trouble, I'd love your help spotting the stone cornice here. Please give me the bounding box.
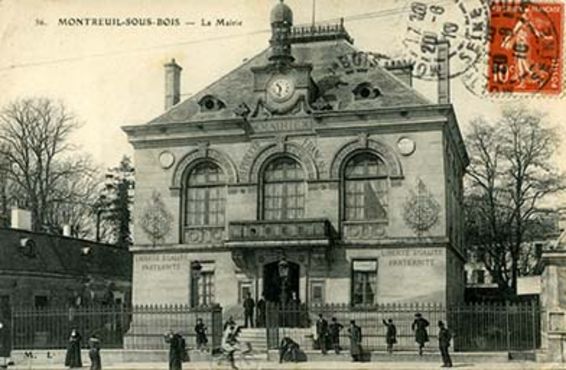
[542,250,566,266]
[130,236,452,253]
[122,105,453,149]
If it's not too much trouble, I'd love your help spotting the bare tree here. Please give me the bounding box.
[46,159,101,238]
[0,98,100,233]
[465,105,565,295]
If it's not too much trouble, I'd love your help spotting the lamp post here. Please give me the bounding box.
[278,258,289,306]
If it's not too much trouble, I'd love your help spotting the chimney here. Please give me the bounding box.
[437,41,450,104]
[11,207,32,231]
[164,58,182,110]
[63,224,72,237]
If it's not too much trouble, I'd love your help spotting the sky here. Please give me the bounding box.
[0,0,564,195]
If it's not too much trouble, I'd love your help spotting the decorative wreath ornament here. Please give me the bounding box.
[402,179,440,236]
[140,191,173,246]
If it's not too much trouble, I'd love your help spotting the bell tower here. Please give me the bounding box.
[269,0,294,65]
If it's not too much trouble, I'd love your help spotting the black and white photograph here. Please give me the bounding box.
[0,0,566,369]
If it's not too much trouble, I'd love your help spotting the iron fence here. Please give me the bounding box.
[11,304,223,351]
[265,301,541,353]
[124,304,222,350]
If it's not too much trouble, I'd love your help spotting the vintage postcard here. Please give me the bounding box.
[0,0,565,369]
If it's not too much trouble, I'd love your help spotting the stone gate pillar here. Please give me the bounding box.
[540,232,566,362]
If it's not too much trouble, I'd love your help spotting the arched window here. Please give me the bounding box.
[185,161,226,226]
[262,157,306,220]
[343,152,388,221]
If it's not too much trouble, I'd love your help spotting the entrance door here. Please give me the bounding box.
[262,260,300,304]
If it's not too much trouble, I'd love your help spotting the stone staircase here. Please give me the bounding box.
[238,328,268,352]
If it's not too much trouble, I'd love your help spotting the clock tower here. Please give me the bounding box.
[251,0,314,117]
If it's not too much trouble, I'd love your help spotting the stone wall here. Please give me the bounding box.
[133,129,448,245]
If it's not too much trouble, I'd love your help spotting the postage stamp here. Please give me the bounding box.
[488,1,564,94]
[402,0,489,81]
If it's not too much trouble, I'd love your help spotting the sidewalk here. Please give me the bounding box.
[7,361,566,370]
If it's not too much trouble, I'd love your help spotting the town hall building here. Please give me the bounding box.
[123,1,469,315]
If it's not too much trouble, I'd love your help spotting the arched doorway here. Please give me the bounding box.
[262,259,300,304]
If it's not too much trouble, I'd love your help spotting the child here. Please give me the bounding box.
[88,334,101,370]
[194,318,208,351]
[382,319,397,354]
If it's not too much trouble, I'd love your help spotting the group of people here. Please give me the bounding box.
[315,314,363,361]
[63,312,453,369]
[314,312,453,367]
[63,328,101,370]
[242,293,266,328]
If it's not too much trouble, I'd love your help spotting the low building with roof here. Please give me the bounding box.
[0,209,132,309]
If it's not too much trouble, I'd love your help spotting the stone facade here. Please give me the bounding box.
[123,4,468,316]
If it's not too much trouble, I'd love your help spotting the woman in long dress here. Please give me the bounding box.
[164,330,186,370]
[64,328,82,368]
[348,320,362,362]
[411,313,430,355]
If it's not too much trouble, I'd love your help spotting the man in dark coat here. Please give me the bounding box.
[256,295,266,328]
[348,320,362,362]
[328,317,343,354]
[243,293,255,328]
[88,334,101,370]
[382,318,397,354]
[438,321,453,368]
[194,318,208,351]
[64,328,82,368]
[315,314,329,354]
[164,330,186,370]
[412,313,430,355]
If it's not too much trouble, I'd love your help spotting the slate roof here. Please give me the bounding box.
[148,33,431,125]
[0,228,132,280]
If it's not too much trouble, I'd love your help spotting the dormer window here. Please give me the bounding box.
[198,95,226,112]
[353,82,381,100]
[19,237,37,258]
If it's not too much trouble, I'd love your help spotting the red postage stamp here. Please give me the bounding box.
[488,1,563,94]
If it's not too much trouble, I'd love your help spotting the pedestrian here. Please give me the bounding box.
[411,313,429,355]
[315,313,329,354]
[382,318,397,354]
[243,293,255,328]
[224,316,236,331]
[256,294,266,328]
[438,321,453,368]
[289,292,300,327]
[348,320,362,362]
[279,337,300,363]
[221,325,239,370]
[164,330,187,370]
[0,317,10,370]
[88,334,101,370]
[328,317,343,354]
[64,328,82,368]
[194,318,208,351]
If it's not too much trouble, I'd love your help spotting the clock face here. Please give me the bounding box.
[268,77,295,101]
